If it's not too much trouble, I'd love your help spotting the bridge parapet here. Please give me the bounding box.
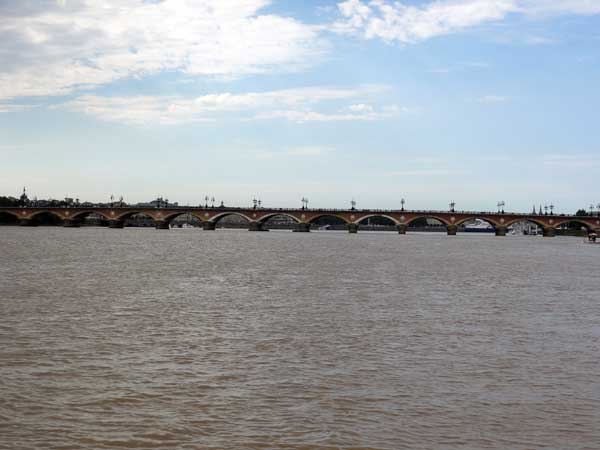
[2,206,600,235]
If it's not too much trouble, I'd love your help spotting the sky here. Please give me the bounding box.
[1,0,599,213]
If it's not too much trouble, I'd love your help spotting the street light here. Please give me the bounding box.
[253,197,258,209]
[258,199,262,209]
[301,197,308,210]
[597,203,600,217]
[351,199,356,210]
[549,203,554,215]
[204,195,209,208]
[544,204,548,215]
[449,201,455,212]
[400,198,405,211]
[211,196,215,208]
[497,201,505,214]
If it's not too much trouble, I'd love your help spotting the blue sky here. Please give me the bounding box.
[1,0,599,213]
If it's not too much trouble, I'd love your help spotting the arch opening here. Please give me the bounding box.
[165,212,202,228]
[456,218,496,234]
[0,211,18,225]
[212,213,251,229]
[506,220,544,236]
[71,211,110,226]
[30,211,63,226]
[357,215,398,231]
[407,216,448,233]
[123,213,157,228]
[556,220,592,237]
[259,214,300,231]
[309,215,349,231]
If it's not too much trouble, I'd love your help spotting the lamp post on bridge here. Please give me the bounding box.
[497,201,505,214]
[351,199,356,211]
[301,197,308,210]
[544,204,548,215]
[590,204,595,216]
[401,198,405,211]
[549,203,554,215]
[253,197,258,209]
[597,203,600,217]
[204,195,209,208]
[449,201,455,213]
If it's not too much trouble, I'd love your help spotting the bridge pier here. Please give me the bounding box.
[542,227,556,237]
[108,220,124,229]
[293,223,311,233]
[447,225,458,236]
[19,218,36,227]
[63,218,81,228]
[348,223,359,234]
[495,226,508,237]
[155,220,170,230]
[397,224,407,234]
[202,221,216,231]
[248,221,268,232]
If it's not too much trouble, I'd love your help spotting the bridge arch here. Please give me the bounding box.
[454,216,501,229]
[354,214,400,226]
[0,211,19,224]
[504,217,548,229]
[553,219,595,231]
[71,210,111,221]
[406,215,452,227]
[114,211,159,227]
[114,210,158,221]
[210,212,253,224]
[309,214,350,224]
[161,211,203,225]
[29,210,64,225]
[256,212,301,224]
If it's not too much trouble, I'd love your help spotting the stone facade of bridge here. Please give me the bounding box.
[2,206,599,236]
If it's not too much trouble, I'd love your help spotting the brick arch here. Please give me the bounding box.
[256,212,302,224]
[504,217,548,229]
[114,210,160,221]
[71,210,111,221]
[308,214,350,224]
[353,214,400,225]
[210,212,253,224]
[552,219,595,231]
[161,211,204,224]
[29,210,65,221]
[405,215,452,227]
[453,216,501,228]
[0,210,20,220]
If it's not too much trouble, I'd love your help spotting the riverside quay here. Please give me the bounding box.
[2,206,600,236]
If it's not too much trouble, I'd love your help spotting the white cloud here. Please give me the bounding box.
[59,85,399,124]
[478,94,508,103]
[254,146,334,159]
[0,0,324,101]
[333,0,600,43]
[0,103,37,113]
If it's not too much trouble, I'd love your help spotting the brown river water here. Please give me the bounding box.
[1,227,599,450]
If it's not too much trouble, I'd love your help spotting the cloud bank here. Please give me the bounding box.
[333,0,600,43]
[60,85,401,124]
[0,0,323,101]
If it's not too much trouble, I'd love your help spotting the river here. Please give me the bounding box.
[1,228,599,449]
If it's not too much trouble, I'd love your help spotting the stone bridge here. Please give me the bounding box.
[1,206,599,236]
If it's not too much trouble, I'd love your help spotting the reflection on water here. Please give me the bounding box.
[1,228,599,450]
